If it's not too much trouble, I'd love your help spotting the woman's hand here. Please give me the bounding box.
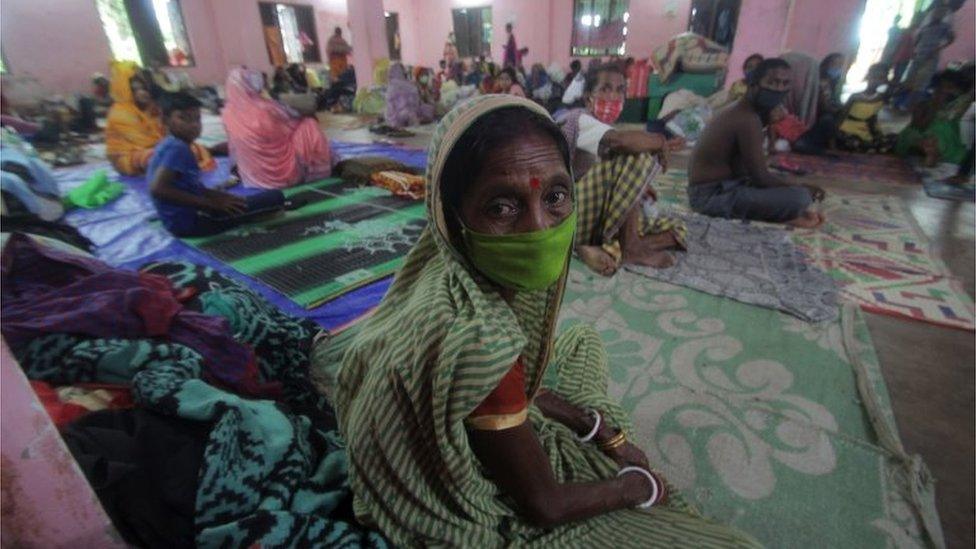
[603,439,650,469]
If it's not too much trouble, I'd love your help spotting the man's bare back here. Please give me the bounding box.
[689,99,764,185]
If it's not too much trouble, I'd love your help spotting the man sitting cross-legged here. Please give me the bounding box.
[689,58,826,228]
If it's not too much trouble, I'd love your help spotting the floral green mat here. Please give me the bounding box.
[559,262,944,548]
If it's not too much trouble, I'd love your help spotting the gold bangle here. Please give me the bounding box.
[598,431,627,451]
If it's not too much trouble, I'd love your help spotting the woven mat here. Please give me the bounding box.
[772,152,921,186]
[654,170,975,330]
[561,264,943,548]
[182,178,425,309]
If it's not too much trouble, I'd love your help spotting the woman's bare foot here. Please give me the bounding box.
[785,210,825,229]
[578,245,618,276]
[642,231,679,251]
[621,246,676,269]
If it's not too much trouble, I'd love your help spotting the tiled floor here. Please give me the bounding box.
[324,117,975,547]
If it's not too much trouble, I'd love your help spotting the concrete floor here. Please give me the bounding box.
[324,114,975,547]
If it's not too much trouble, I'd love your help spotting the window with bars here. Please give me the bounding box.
[571,0,629,57]
[95,0,194,67]
[687,0,742,49]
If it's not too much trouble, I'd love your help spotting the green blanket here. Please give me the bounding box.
[560,262,943,548]
[180,178,426,308]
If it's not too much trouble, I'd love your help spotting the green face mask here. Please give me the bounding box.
[462,211,577,291]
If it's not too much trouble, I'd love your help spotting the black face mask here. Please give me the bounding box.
[754,87,788,112]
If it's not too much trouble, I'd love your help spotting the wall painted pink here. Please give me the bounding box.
[347,0,390,86]
[942,0,975,67]
[1,0,242,94]
[0,0,114,94]
[724,0,793,87]
[378,0,693,70]
[2,0,973,95]
[783,0,865,61]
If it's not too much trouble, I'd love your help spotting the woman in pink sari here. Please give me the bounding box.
[222,67,331,189]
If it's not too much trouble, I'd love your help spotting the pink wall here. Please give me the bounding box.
[0,0,114,94]
[3,0,972,95]
[347,0,390,86]
[384,0,421,64]
[625,0,692,60]
[783,0,865,61]
[725,0,793,86]
[942,0,976,66]
[379,0,693,70]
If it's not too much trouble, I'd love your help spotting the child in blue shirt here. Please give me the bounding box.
[149,92,284,236]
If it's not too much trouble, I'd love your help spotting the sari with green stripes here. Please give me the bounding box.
[317,95,760,547]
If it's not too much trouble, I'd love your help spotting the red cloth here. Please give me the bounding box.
[773,113,808,143]
[470,358,528,418]
[627,59,651,98]
[30,381,134,428]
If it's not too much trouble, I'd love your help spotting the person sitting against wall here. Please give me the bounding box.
[558,63,687,275]
[222,68,331,189]
[105,61,214,176]
[835,63,898,153]
[689,58,826,228]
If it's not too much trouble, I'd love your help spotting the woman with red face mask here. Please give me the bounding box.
[557,63,687,276]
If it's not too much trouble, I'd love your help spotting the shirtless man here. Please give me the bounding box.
[689,58,825,228]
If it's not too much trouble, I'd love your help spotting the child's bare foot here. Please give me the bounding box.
[785,210,824,229]
[578,245,618,276]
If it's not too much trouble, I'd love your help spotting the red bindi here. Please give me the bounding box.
[530,177,540,189]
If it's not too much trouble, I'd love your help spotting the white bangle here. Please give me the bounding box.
[617,466,662,509]
[577,409,602,443]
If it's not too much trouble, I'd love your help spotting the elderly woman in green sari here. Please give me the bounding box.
[312,95,760,547]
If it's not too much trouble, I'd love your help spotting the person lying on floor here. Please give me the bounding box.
[311,94,760,548]
[559,63,687,275]
[689,58,826,228]
[895,68,974,167]
[105,61,214,176]
[222,68,331,189]
[149,92,285,237]
[835,63,898,153]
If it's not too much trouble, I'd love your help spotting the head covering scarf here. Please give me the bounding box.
[323,95,759,548]
[781,52,820,127]
[105,61,214,176]
[222,67,331,188]
[385,63,428,128]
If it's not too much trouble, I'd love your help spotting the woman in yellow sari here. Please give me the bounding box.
[105,61,214,176]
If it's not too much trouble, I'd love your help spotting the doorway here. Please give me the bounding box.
[452,7,492,58]
[843,0,917,97]
[385,11,401,61]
